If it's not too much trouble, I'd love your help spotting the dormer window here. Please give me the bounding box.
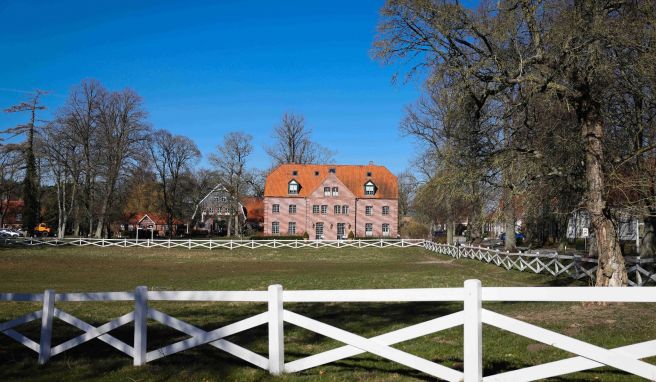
[364,181,376,196]
[329,168,336,174]
[288,179,299,195]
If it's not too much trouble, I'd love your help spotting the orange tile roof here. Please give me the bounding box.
[264,164,398,199]
[241,197,264,222]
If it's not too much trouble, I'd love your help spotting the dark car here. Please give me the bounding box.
[499,232,525,241]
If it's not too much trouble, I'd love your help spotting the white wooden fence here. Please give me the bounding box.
[2,237,653,286]
[0,237,425,250]
[1,281,654,381]
[424,242,656,287]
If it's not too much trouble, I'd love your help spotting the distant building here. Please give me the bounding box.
[191,183,246,235]
[123,212,182,237]
[1,200,23,229]
[566,210,639,241]
[241,196,264,232]
[263,164,398,240]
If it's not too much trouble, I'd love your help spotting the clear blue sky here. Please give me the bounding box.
[0,1,474,174]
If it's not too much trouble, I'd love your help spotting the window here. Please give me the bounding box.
[367,171,372,177]
[366,206,373,216]
[324,187,331,196]
[329,168,336,173]
[213,196,219,202]
[312,205,320,214]
[342,205,349,215]
[334,205,341,215]
[292,170,298,176]
[272,221,280,234]
[222,196,227,202]
[332,187,338,196]
[272,204,280,213]
[314,171,320,176]
[382,223,390,237]
[288,222,296,234]
[382,206,390,215]
[365,223,373,237]
[289,204,297,214]
[288,180,299,195]
[315,222,324,240]
[321,205,328,214]
[16,213,22,222]
[208,207,214,214]
[365,181,375,196]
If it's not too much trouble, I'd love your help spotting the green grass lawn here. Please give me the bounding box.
[0,246,653,381]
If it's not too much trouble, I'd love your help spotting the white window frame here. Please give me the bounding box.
[365,223,373,237]
[312,205,319,214]
[272,204,280,213]
[364,181,375,196]
[332,187,339,196]
[272,221,280,234]
[342,205,349,215]
[289,204,297,214]
[382,206,390,215]
[334,205,341,215]
[382,223,390,236]
[288,222,296,235]
[288,180,299,195]
[324,187,331,197]
[321,205,328,215]
[365,206,373,216]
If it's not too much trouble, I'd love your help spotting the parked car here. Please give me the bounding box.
[0,228,19,238]
[499,232,525,241]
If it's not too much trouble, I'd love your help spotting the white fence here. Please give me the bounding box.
[425,242,656,287]
[1,281,655,381]
[0,237,425,250]
[2,237,654,286]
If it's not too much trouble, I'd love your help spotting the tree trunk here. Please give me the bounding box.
[446,220,454,245]
[640,216,655,258]
[227,213,232,238]
[582,113,627,286]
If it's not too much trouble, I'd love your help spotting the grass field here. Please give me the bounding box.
[0,246,653,381]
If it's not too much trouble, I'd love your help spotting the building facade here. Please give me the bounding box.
[263,164,398,240]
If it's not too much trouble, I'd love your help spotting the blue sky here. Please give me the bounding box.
[0,1,474,173]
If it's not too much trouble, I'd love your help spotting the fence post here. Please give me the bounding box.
[464,279,482,381]
[38,289,55,365]
[268,284,284,375]
[134,286,148,366]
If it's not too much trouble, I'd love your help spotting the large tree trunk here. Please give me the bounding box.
[446,220,454,245]
[582,113,627,286]
[640,215,656,258]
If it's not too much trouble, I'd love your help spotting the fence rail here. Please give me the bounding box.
[2,237,654,286]
[0,237,425,250]
[1,281,654,381]
[424,242,656,287]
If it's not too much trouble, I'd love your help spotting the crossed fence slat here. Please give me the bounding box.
[1,283,655,380]
[425,242,654,286]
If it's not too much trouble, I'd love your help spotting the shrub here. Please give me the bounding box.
[302,231,309,240]
[347,230,355,239]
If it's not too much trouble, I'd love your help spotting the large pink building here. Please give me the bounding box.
[263,164,398,240]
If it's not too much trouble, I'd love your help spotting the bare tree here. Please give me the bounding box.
[265,113,334,166]
[150,129,200,238]
[58,80,104,236]
[3,90,48,236]
[210,132,253,237]
[40,120,81,238]
[93,89,150,238]
[0,150,23,227]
